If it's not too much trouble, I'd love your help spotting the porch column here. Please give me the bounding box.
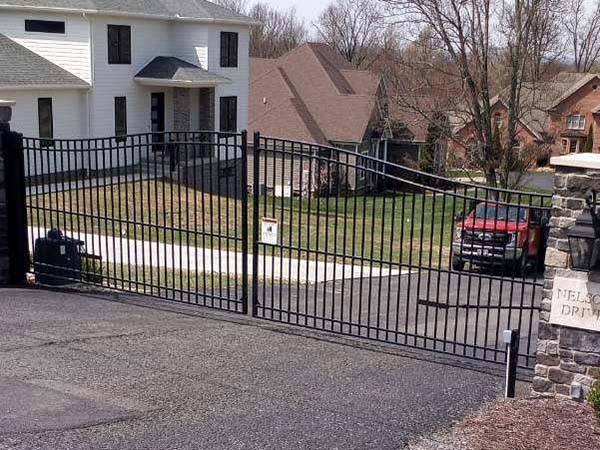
[534,154,600,400]
[173,87,191,132]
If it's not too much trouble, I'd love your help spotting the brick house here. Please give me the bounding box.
[449,72,600,165]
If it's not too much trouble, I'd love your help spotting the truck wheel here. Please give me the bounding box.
[452,256,465,271]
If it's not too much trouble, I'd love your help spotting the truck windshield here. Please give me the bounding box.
[474,204,527,222]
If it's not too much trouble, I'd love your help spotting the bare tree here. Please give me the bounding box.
[210,0,247,14]
[314,0,385,67]
[565,0,600,72]
[249,3,308,58]
[382,0,561,189]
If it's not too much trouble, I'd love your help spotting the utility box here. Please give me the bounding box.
[33,230,84,286]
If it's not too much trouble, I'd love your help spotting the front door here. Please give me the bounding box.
[151,92,165,150]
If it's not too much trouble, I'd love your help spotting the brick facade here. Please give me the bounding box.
[534,159,600,400]
[448,101,541,162]
[448,73,600,166]
[547,78,600,156]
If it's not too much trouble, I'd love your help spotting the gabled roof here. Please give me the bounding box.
[134,56,230,87]
[0,33,89,89]
[0,1,257,25]
[249,43,383,145]
[452,72,600,140]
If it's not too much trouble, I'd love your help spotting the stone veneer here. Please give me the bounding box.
[534,154,600,400]
[173,88,191,132]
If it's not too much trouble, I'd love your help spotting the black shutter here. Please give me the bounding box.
[108,25,119,63]
[229,97,237,131]
[220,97,228,132]
[120,26,131,64]
[115,97,127,139]
[220,97,237,132]
[230,33,238,67]
[220,32,228,67]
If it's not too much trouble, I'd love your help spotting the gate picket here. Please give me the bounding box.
[20,130,550,370]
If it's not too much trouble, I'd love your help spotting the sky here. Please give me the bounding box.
[257,0,326,27]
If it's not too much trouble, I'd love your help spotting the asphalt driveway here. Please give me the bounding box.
[0,288,520,450]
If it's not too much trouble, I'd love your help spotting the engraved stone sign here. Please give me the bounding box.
[549,277,600,332]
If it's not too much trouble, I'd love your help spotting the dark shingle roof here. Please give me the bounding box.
[135,56,230,85]
[0,1,256,24]
[0,33,89,89]
[249,43,383,145]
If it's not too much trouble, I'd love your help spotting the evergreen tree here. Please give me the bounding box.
[420,112,447,174]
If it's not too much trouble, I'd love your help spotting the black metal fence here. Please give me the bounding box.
[17,130,551,369]
[23,131,248,313]
[251,135,551,369]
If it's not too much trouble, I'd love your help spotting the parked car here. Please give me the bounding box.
[451,202,548,274]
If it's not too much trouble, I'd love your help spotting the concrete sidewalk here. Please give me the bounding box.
[0,288,514,450]
[28,227,403,283]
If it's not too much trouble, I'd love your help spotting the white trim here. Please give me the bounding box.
[0,99,16,107]
[0,4,261,26]
[134,77,231,88]
[0,84,90,90]
[550,153,600,170]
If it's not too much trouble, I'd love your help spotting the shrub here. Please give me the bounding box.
[588,377,600,422]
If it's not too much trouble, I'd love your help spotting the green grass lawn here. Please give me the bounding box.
[27,178,547,270]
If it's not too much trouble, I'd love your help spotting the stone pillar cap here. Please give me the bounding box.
[550,153,600,170]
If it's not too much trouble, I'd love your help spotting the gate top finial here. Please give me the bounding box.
[0,100,15,124]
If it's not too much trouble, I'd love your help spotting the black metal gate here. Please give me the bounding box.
[251,135,550,369]
[19,130,551,369]
[23,131,248,313]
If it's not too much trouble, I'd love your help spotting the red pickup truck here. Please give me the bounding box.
[451,202,548,274]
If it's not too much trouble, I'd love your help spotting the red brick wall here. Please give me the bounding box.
[547,78,600,157]
[448,102,539,165]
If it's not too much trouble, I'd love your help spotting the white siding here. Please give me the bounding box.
[1,89,87,174]
[170,23,209,68]
[0,11,91,83]
[2,89,87,138]
[89,16,174,138]
[1,12,251,166]
[207,24,250,134]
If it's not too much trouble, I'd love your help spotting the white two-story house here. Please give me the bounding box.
[0,0,254,147]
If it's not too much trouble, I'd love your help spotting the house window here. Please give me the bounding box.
[566,114,586,130]
[114,97,127,141]
[494,113,503,128]
[561,138,569,154]
[108,25,131,64]
[25,20,65,34]
[38,98,53,147]
[512,140,522,153]
[220,32,238,68]
[570,139,579,153]
[220,96,237,132]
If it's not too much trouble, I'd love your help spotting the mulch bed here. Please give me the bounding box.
[456,396,600,450]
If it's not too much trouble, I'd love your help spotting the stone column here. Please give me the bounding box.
[173,87,191,132]
[534,154,600,400]
[0,100,15,285]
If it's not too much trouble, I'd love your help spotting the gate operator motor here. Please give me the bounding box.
[34,229,84,286]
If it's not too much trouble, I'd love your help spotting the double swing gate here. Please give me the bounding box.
[18,130,551,369]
